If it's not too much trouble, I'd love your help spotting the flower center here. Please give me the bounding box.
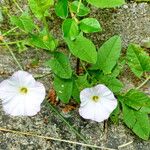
[19,87,28,94]
[92,96,99,102]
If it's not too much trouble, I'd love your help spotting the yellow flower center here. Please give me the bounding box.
[19,87,28,94]
[92,96,99,102]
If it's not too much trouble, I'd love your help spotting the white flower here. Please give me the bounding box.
[79,84,117,122]
[0,70,46,116]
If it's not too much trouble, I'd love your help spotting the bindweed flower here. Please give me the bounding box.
[79,84,117,122]
[0,70,46,116]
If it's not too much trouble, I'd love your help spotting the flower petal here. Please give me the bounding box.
[80,87,93,107]
[94,102,111,122]
[94,84,112,97]
[79,101,111,122]
[79,84,118,122]
[100,97,117,113]
[0,71,46,116]
[10,70,36,87]
[79,101,95,120]
[0,79,18,102]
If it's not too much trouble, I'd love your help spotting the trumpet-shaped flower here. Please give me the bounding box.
[0,70,46,116]
[79,84,117,122]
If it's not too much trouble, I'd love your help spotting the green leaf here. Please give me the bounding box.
[127,44,150,78]
[28,0,54,19]
[62,19,79,40]
[45,52,72,79]
[79,18,102,33]
[86,0,125,8]
[65,35,97,64]
[54,76,73,103]
[28,29,56,51]
[123,89,150,113]
[93,35,122,74]
[98,75,123,93]
[55,0,68,19]
[10,13,35,32]
[110,58,126,77]
[70,1,90,16]
[122,104,150,140]
[72,74,90,102]
[110,104,120,124]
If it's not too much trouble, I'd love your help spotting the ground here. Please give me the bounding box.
[0,1,150,150]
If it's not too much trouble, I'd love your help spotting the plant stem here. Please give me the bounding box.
[43,17,50,38]
[80,61,91,77]
[2,40,23,70]
[45,101,88,144]
[0,127,116,150]
[136,75,150,90]
[2,27,18,36]
[77,0,82,13]
[34,72,52,79]
[12,0,23,12]
[0,40,24,45]
[76,58,80,75]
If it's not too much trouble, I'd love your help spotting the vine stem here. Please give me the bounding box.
[136,75,150,90]
[34,72,52,79]
[80,61,91,77]
[76,58,80,75]
[43,16,51,38]
[2,40,23,70]
[2,27,18,36]
[0,127,116,150]
[0,40,24,45]
[12,0,23,12]
[44,100,88,144]
[77,0,82,13]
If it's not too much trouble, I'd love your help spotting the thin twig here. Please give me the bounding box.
[12,0,23,12]
[136,76,150,90]
[34,72,52,79]
[2,40,23,70]
[2,27,18,36]
[118,141,133,149]
[0,40,24,45]
[0,127,116,150]
[45,101,88,144]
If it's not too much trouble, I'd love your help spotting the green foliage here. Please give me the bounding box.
[46,52,72,79]
[62,19,79,40]
[86,0,125,8]
[122,104,149,140]
[93,35,122,74]
[55,0,68,19]
[110,58,126,77]
[123,89,150,113]
[127,44,150,78]
[10,13,35,32]
[110,104,120,124]
[54,76,73,103]
[79,18,102,33]
[3,0,150,141]
[72,74,90,102]
[28,0,54,19]
[28,29,56,51]
[70,1,90,17]
[66,35,97,64]
[98,75,124,93]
